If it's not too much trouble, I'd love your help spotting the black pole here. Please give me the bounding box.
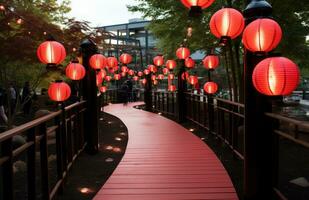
[177,60,187,122]
[144,73,152,111]
[243,1,274,199]
[207,70,214,133]
[80,38,99,154]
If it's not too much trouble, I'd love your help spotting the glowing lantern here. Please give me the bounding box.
[105,76,112,82]
[148,65,157,73]
[99,70,107,79]
[176,47,190,60]
[210,8,244,44]
[166,60,177,70]
[151,75,157,81]
[106,57,118,68]
[133,76,139,81]
[163,68,169,75]
[142,79,147,85]
[48,81,71,102]
[114,74,121,80]
[181,0,215,10]
[89,54,106,69]
[121,72,127,77]
[252,57,300,96]
[119,53,132,65]
[153,55,164,66]
[108,67,115,73]
[153,80,158,85]
[242,18,282,53]
[144,69,150,75]
[203,55,219,70]
[158,74,165,80]
[168,85,176,92]
[168,74,175,80]
[37,40,66,67]
[65,62,85,80]
[96,73,103,86]
[182,71,189,80]
[138,71,143,77]
[185,57,195,69]
[100,86,107,93]
[188,75,198,85]
[204,82,218,94]
[121,66,129,73]
[128,69,135,76]
[113,65,119,71]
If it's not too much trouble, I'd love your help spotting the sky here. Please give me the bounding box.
[60,0,144,27]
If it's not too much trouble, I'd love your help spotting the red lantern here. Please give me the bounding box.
[105,76,112,82]
[108,67,115,74]
[151,75,157,81]
[114,74,121,80]
[138,71,143,77]
[148,65,157,73]
[128,69,135,76]
[168,85,176,92]
[144,69,150,75]
[181,0,215,9]
[242,18,282,53]
[89,54,106,69]
[252,57,300,96]
[100,86,108,93]
[153,55,164,66]
[121,72,127,77]
[153,80,158,85]
[99,70,107,79]
[158,74,165,80]
[113,65,119,71]
[188,75,198,85]
[185,57,195,69]
[203,55,219,70]
[168,73,175,80]
[133,76,139,81]
[176,47,190,60]
[121,66,129,73]
[106,57,118,68]
[119,53,132,65]
[65,62,86,80]
[48,81,71,102]
[210,8,244,41]
[163,68,169,75]
[96,73,103,86]
[181,71,189,80]
[141,78,147,85]
[166,60,177,70]
[37,40,66,66]
[204,82,218,94]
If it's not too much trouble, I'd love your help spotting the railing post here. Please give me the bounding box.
[207,71,215,134]
[177,60,187,122]
[39,123,50,200]
[144,74,152,111]
[80,38,99,154]
[1,138,13,200]
[27,128,36,199]
[243,1,275,199]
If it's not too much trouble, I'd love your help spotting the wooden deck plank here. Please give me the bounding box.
[93,103,238,200]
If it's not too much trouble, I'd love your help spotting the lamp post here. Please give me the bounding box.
[243,0,275,199]
[80,38,99,154]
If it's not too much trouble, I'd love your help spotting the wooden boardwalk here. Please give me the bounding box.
[94,103,238,200]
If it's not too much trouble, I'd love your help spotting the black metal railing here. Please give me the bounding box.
[152,91,177,118]
[0,101,87,200]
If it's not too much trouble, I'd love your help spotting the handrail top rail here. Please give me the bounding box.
[265,112,309,129]
[0,101,86,143]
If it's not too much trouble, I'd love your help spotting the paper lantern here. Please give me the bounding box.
[37,40,66,67]
[148,65,157,73]
[96,73,104,86]
[204,82,218,94]
[166,60,177,70]
[137,71,143,77]
[121,66,129,73]
[105,75,112,82]
[133,76,139,81]
[153,80,158,85]
[65,62,86,80]
[163,68,169,75]
[181,0,215,9]
[185,57,195,69]
[158,74,165,80]
[203,55,219,70]
[89,54,106,69]
[176,47,190,60]
[114,74,121,80]
[210,8,244,40]
[153,55,164,66]
[119,53,132,65]
[242,18,282,53]
[168,85,176,92]
[128,69,135,76]
[121,72,127,77]
[142,78,147,85]
[48,81,71,102]
[168,74,175,80]
[182,71,189,80]
[106,57,118,68]
[188,75,198,85]
[100,86,107,93]
[151,75,157,81]
[252,57,300,96]
[144,69,150,75]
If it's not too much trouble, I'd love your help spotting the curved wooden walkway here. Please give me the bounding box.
[94,102,238,200]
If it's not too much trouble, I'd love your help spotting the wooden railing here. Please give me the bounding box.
[0,101,87,200]
[152,91,177,118]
